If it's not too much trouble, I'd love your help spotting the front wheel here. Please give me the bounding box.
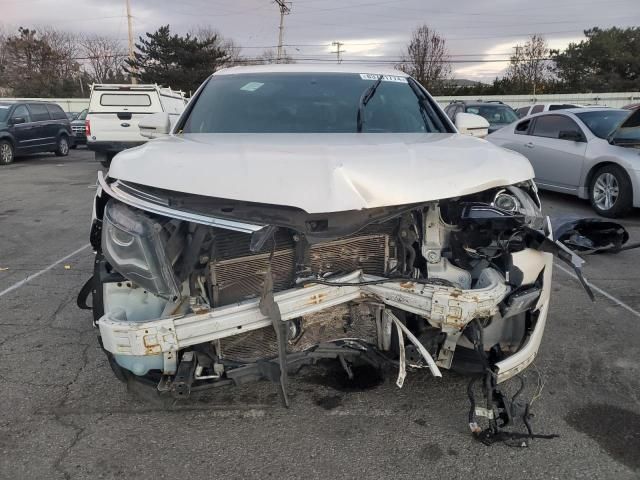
[0,140,14,165]
[589,165,633,218]
[55,135,70,157]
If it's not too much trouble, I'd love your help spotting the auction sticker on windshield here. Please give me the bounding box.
[359,74,407,83]
[240,82,264,92]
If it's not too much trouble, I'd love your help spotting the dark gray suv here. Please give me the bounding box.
[0,101,73,165]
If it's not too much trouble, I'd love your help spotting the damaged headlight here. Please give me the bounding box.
[493,184,544,230]
[102,201,180,300]
[492,191,519,212]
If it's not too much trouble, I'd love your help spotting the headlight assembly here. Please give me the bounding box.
[102,201,181,300]
[492,184,544,230]
[492,191,519,212]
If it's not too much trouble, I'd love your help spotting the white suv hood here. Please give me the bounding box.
[108,133,534,213]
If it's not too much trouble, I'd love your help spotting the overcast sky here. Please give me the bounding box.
[3,0,640,82]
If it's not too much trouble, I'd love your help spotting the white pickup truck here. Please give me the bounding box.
[86,84,187,167]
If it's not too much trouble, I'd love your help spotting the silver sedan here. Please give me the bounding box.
[488,107,640,217]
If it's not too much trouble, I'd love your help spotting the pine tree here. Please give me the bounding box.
[125,25,230,94]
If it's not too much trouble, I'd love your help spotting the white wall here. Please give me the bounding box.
[3,91,640,112]
[0,98,89,112]
[434,92,640,109]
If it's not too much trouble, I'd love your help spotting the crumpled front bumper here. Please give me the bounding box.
[98,249,553,383]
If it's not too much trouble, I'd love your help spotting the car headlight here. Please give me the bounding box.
[492,183,544,230]
[102,201,180,300]
[492,191,519,212]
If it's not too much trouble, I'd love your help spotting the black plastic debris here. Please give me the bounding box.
[551,217,629,254]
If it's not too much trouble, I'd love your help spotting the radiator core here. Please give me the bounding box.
[210,233,389,306]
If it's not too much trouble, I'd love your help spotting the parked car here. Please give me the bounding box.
[66,111,79,121]
[0,101,73,165]
[70,108,88,148]
[86,84,187,167]
[488,108,640,217]
[516,103,584,118]
[444,100,518,133]
[622,102,640,110]
[78,64,597,416]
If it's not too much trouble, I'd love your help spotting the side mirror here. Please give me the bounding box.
[455,112,490,138]
[559,130,584,142]
[139,112,171,139]
[10,117,25,125]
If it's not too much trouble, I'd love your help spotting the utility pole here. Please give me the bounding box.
[275,0,291,63]
[126,0,137,84]
[331,41,344,64]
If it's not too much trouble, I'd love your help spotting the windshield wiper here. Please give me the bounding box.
[356,75,384,133]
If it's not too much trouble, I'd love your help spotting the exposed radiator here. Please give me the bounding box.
[219,304,378,363]
[210,233,390,306]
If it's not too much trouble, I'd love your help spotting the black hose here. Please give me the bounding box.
[467,377,480,426]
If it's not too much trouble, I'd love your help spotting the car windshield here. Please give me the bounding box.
[77,109,88,121]
[0,105,10,123]
[181,72,449,133]
[576,110,631,138]
[465,105,518,125]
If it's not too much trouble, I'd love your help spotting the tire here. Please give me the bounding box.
[589,165,633,218]
[0,140,14,165]
[55,135,70,157]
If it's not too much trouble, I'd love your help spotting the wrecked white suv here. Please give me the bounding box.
[81,66,587,427]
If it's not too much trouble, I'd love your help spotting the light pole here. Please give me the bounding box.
[126,0,137,84]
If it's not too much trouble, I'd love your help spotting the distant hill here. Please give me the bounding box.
[443,78,489,88]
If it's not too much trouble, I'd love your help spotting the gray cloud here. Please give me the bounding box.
[3,0,639,82]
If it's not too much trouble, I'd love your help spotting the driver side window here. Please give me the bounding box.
[11,105,31,123]
[531,114,582,140]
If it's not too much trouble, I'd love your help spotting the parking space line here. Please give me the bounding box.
[0,244,91,298]
[554,262,640,319]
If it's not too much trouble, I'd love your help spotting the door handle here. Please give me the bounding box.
[525,142,534,148]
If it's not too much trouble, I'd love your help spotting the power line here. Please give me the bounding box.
[224,57,539,64]
[66,52,528,64]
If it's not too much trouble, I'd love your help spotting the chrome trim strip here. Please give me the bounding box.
[98,172,264,234]
[116,181,170,206]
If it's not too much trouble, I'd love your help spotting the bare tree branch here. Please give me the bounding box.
[189,26,241,66]
[504,34,554,95]
[79,34,127,83]
[397,25,451,92]
[254,49,295,64]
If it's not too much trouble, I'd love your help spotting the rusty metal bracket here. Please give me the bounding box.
[436,328,463,369]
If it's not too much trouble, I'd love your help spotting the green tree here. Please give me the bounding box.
[126,25,230,94]
[552,27,640,92]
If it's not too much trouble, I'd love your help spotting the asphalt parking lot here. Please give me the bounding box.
[1,148,639,479]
